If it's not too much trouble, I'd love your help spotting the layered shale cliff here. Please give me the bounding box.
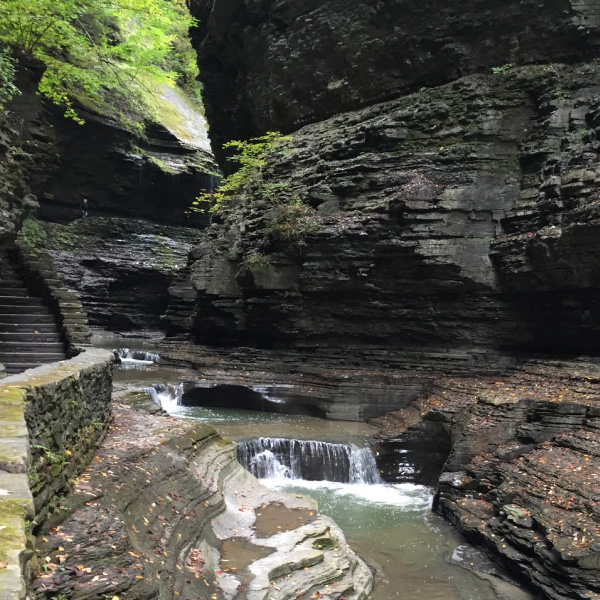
[2,63,217,334]
[161,7,600,596]
[190,0,600,160]
[163,0,600,363]
[165,61,600,361]
[371,359,600,600]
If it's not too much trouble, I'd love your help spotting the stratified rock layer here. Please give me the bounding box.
[166,62,600,360]
[190,0,600,157]
[32,402,373,600]
[372,359,600,600]
[42,218,203,332]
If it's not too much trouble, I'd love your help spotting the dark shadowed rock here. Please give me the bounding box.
[165,62,600,360]
[189,0,600,158]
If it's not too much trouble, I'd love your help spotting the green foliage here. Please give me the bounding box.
[153,234,176,268]
[191,131,293,213]
[258,180,292,202]
[30,444,69,477]
[491,63,513,75]
[0,0,200,126]
[244,250,272,272]
[0,47,19,109]
[19,218,48,250]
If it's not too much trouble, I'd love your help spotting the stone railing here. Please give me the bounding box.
[0,348,113,599]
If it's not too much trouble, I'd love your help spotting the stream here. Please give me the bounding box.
[108,343,517,600]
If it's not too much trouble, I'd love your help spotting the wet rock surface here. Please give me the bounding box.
[371,358,600,600]
[31,401,372,600]
[157,339,441,421]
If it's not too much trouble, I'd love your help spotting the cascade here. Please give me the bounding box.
[114,348,160,369]
[237,437,383,484]
[142,383,184,410]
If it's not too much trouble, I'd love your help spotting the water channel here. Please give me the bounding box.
[109,343,522,600]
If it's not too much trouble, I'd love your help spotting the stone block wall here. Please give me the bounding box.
[0,348,113,599]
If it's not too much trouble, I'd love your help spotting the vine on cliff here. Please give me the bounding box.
[0,47,19,109]
[190,131,293,213]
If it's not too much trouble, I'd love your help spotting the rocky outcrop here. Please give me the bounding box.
[38,218,203,333]
[371,359,600,600]
[31,401,373,600]
[7,62,217,227]
[159,339,436,420]
[0,108,50,245]
[190,0,600,158]
[165,61,600,360]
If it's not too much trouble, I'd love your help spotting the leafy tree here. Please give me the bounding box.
[0,0,199,126]
[0,47,20,109]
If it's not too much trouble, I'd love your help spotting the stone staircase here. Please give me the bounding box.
[0,253,67,374]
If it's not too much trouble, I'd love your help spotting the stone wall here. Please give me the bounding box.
[0,348,114,599]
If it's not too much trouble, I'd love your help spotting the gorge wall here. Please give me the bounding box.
[8,64,215,228]
[167,0,600,364]
[190,0,600,159]
[1,63,218,335]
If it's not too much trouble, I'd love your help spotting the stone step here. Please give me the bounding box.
[0,314,55,325]
[0,287,29,297]
[0,303,51,314]
[0,274,26,283]
[0,322,59,334]
[0,341,65,353]
[0,351,66,362]
[0,331,62,343]
[0,296,47,306]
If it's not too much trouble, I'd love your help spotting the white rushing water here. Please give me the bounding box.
[238,436,430,509]
[142,383,184,410]
[238,437,383,484]
[115,348,160,370]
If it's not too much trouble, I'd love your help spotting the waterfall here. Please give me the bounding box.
[114,348,160,369]
[237,438,383,484]
[142,383,183,410]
